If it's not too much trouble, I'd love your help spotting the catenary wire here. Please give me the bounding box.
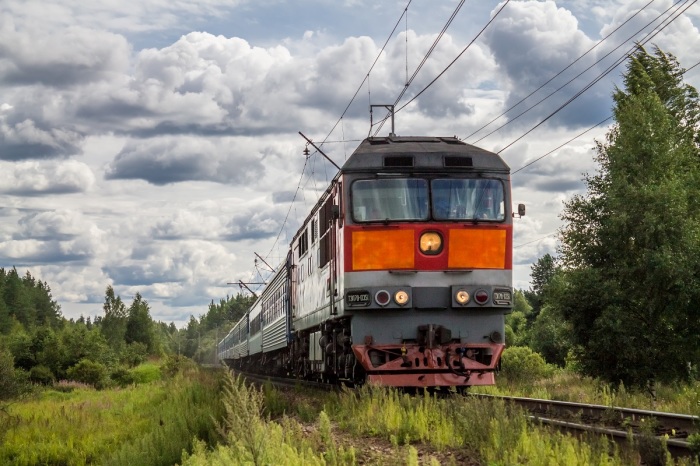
[497,0,696,155]
[464,0,656,142]
[392,0,511,116]
[471,0,689,147]
[372,0,466,135]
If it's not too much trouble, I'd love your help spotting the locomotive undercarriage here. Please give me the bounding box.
[227,320,503,388]
[289,317,365,385]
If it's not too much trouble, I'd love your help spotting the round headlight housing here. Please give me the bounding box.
[474,289,489,305]
[375,290,391,307]
[394,290,409,306]
[419,231,443,255]
[455,290,470,306]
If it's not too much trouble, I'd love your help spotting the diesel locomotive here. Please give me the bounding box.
[218,135,523,388]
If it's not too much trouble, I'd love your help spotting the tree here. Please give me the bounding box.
[523,254,557,324]
[558,45,700,387]
[125,293,155,352]
[101,285,128,348]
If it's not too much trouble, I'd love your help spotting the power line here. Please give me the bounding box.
[474,0,687,147]
[373,0,466,135]
[514,233,558,249]
[464,0,656,143]
[263,2,415,263]
[395,0,512,116]
[511,116,612,175]
[497,0,695,156]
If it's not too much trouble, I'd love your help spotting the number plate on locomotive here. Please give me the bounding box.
[493,290,512,305]
[346,290,371,306]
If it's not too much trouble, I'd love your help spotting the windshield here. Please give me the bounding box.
[432,178,504,221]
[351,177,505,222]
[352,179,429,221]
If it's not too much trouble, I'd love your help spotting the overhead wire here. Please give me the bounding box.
[392,0,511,116]
[509,1,696,253]
[496,0,696,156]
[372,0,466,135]
[464,0,656,143]
[262,1,414,264]
[470,0,688,148]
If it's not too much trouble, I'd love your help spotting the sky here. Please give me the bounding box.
[1,0,699,327]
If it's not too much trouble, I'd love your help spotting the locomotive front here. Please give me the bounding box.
[339,136,514,387]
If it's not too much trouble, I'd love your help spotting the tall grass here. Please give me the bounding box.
[475,369,700,416]
[183,375,700,466]
[181,374,356,466]
[0,364,224,466]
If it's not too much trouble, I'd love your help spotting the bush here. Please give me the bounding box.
[66,359,107,389]
[161,355,194,378]
[121,342,148,367]
[0,347,30,401]
[29,365,55,386]
[110,366,135,387]
[500,346,551,383]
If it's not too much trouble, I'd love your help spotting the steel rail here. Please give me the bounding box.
[471,394,698,458]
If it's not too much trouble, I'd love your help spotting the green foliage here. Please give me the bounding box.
[125,292,155,351]
[505,309,528,346]
[523,253,557,323]
[558,45,700,388]
[29,365,55,386]
[500,346,552,383]
[121,341,148,367]
[129,362,162,384]
[0,346,30,402]
[66,359,108,388]
[1,364,224,466]
[688,433,700,456]
[0,268,62,331]
[101,285,128,349]
[110,366,135,387]
[162,354,195,378]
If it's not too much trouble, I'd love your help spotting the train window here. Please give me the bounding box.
[431,178,505,221]
[352,179,429,222]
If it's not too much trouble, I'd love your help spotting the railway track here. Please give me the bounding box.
[472,394,698,459]
[235,370,698,460]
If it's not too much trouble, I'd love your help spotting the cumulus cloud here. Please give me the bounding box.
[103,240,239,304]
[149,209,225,239]
[0,209,106,266]
[0,110,85,160]
[0,20,131,87]
[105,135,265,185]
[0,160,95,195]
[482,1,610,130]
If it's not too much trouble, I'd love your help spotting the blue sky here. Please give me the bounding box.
[1,0,699,325]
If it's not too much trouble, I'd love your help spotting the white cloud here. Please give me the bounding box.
[0,160,95,194]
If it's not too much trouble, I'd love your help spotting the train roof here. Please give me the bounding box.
[341,136,510,174]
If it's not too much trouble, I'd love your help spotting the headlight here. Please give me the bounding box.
[394,290,409,306]
[419,231,442,255]
[455,290,470,306]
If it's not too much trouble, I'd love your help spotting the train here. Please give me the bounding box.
[217,134,524,388]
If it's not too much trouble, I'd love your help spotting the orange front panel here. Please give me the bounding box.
[352,229,414,270]
[448,229,506,269]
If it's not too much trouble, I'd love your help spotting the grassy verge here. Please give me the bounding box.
[0,361,224,466]
[183,374,700,466]
[473,369,700,416]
